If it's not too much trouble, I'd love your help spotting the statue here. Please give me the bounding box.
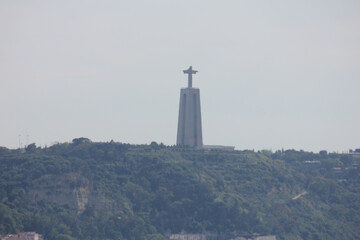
[183,66,198,88]
[177,66,203,147]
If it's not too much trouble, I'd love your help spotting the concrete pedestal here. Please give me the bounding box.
[176,87,203,147]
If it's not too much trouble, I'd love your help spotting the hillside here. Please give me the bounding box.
[0,139,359,240]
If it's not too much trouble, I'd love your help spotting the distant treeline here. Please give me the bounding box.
[0,139,359,240]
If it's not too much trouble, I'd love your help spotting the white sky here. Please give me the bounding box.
[0,0,359,152]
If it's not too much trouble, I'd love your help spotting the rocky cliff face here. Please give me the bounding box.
[28,172,109,213]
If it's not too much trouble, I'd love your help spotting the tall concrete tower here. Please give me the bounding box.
[176,66,203,148]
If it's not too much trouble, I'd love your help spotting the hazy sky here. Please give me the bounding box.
[1,1,359,152]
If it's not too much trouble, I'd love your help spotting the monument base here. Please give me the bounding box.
[176,88,203,148]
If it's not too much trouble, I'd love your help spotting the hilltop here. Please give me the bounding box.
[0,139,359,240]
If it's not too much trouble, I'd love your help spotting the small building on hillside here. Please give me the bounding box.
[203,145,235,152]
[167,233,276,240]
[230,236,276,240]
[169,234,207,240]
[0,232,44,240]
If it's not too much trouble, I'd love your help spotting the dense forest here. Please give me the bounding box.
[0,139,359,240]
